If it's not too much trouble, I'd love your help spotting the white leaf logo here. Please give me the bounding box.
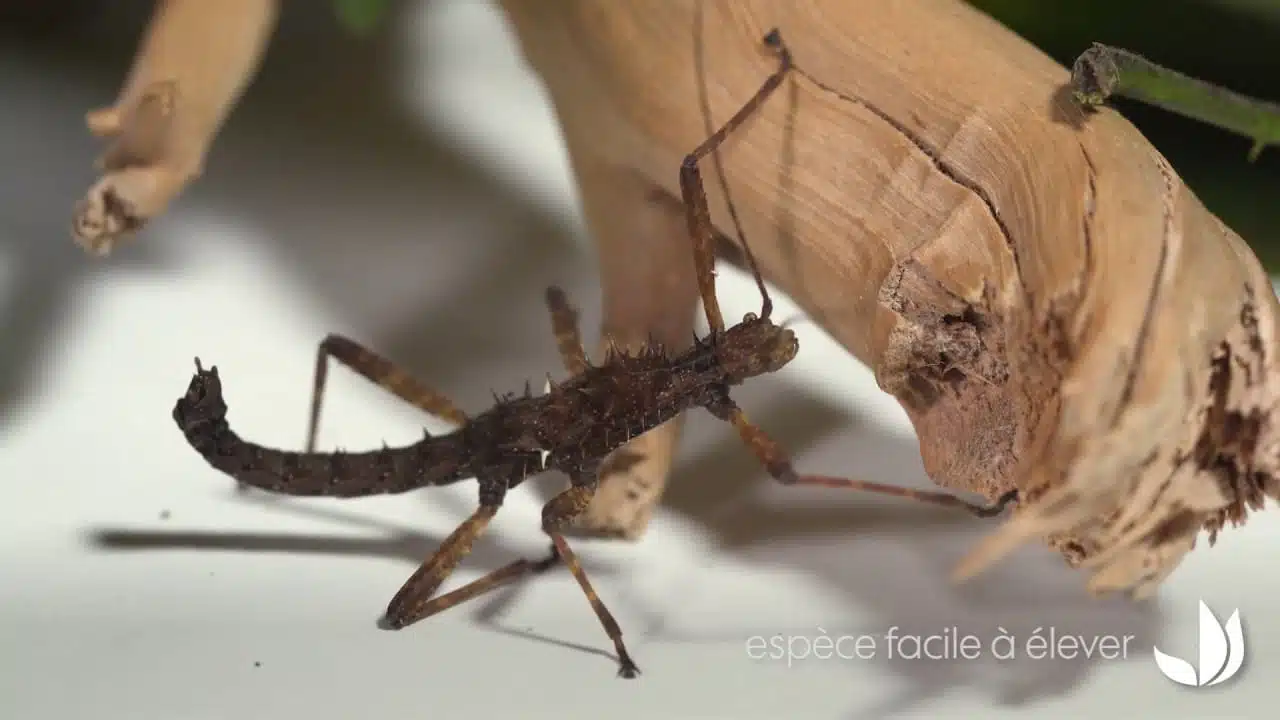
[1153,600,1245,687]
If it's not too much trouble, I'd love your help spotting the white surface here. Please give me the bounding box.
[2,2,1277,718]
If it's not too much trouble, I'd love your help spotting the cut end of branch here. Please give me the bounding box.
[72,177,146,256]
[1070,43,1117,109]
[73,79,187,256]
[70,0,280,257]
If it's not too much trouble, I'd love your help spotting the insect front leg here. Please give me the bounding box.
[678,28,795,332]
[540,469,641,678]
[704,392,1017,517]
[380,468,511,629]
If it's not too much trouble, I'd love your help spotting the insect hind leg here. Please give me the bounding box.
[380,503,500,629]
[385,545,561,622]
[540,478,641,678]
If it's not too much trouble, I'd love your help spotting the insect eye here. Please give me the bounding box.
[743,312,758,322]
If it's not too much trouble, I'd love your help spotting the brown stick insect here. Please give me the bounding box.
[171,29,1016,678]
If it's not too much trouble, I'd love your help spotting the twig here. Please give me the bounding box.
[72,0,279,255]
[1071,42,1280,161]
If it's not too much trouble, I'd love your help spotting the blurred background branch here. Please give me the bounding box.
[333,0,392,35]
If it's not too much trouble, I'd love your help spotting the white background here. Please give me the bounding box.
[1,2,1275,718]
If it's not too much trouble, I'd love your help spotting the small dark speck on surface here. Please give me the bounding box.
[158,509,171,520]
[253,661,261,668]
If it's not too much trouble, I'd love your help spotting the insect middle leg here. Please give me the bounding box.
[545,285,665,543]
[539,473,641,677]
[706,395,1018,517]
[383,469,639,677]
[548,283,685,540]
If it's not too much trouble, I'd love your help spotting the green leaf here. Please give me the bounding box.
[334,0,391,35]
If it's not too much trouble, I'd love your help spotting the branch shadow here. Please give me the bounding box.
[627,381,1164,717]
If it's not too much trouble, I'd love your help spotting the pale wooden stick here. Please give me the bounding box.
[73,0,280,255]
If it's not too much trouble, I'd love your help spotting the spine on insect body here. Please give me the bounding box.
[172,361,467,497]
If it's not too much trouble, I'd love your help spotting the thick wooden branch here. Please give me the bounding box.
[74,0,1280,597]
[497,0,1280,594]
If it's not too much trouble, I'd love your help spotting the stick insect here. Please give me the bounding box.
[172,29,1016,679]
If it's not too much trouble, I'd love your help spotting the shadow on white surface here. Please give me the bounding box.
[83,381,1163,717]
[0,0,583,435]
[3,3,1273,719]
[622,385,1162,715]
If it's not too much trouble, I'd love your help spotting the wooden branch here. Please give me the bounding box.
[76,0,1280,597]
[497,0,1280,595]
[71,0,279,255]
